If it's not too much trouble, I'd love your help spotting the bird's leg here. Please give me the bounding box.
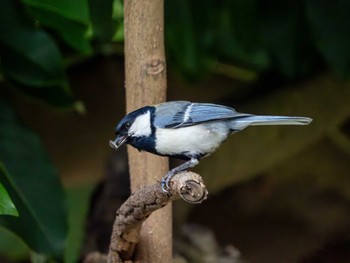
[161,158,199,192]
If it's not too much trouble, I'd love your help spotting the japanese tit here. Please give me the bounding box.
[110,101,312,192]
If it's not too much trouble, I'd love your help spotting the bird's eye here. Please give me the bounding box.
[125,122,131,128]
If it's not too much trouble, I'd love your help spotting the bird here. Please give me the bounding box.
[109,101,312,192]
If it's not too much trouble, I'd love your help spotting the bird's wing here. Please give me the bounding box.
[154,102,250,128]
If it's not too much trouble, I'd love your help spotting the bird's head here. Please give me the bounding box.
[109,106,153,150]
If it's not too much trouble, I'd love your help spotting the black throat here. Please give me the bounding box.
[128,107,158,155]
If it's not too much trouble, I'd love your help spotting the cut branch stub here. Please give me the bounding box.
[170,172,208,204]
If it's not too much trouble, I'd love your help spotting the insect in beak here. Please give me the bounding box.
[109,134,128,150]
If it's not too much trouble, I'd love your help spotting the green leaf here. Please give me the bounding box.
[65,184,95,263]
[225,0,259,49]
[0,98,68,260]
[216,1,269,71]
[0,173,18,217]
[258,0,317,78]
[89,0,117,42]
[258,2,300,77]
[28,7,92,54]
[22,0,92,54]
[112,0,124,42]
[112,0,123,20]
[306,0,350,76]
[0,227,30,261]
[21,0,90,24]
[0,0,73,107]
[165,0,216,80]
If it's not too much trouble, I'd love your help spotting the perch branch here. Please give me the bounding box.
[106,171,208,262]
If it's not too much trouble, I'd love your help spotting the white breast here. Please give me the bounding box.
[155,123,229,157]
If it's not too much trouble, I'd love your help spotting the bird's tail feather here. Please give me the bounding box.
[231,115,312,130]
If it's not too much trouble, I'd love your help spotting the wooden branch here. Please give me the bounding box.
[83,172,207,263]
[107,172,207,262]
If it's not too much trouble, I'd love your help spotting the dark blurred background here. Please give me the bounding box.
[0,0,350,262]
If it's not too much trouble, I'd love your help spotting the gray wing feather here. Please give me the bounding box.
[154,101,250,128]
[153,101,191,128]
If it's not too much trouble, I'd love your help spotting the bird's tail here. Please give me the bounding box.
[230,115,312,130]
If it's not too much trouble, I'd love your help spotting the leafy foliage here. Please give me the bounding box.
[0,176,18,217]
[0,227,30,261]
[165,0,350,80]
[1,0,349,98]
[0,0,73,107]
[89,0,117,43]
[306,0,350,76]
[22,0,92,54]
[64,184,95,263]
[0,98,68,260]
[0,0,120,107]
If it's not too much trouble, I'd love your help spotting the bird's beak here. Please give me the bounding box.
[109,134,128,150]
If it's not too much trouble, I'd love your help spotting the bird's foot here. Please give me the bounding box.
[160,158,199,193]
[160,171,175,193]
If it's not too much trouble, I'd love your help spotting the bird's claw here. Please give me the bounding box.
[161,179,170,193]
[160,173,173,193]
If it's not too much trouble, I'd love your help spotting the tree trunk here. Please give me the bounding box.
[124,1,171,262]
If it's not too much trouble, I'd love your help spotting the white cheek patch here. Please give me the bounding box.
[129,111,152,137]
